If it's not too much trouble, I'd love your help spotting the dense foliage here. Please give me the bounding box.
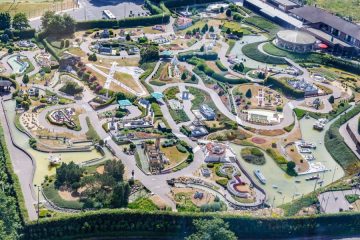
[41,11,75,36]
[59,81,84,95]
[140,44,159,63]
[0,128,24,239]
[186,218,236,240]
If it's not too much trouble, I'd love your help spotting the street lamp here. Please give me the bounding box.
[34,184,41,223]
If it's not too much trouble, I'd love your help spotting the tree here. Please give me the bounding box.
[287,161,296,171]
[181,72,187,80]
[1,34,9,43]
[88,53,97,61]
[59,81,83,95]
[191,74,196,82]
[12,13,29,30]
[225,9,232,17]
[140,44,159,63]
[4,29,13,39]
[0,12,11,30]
[126,33,131,41]
[226,28,231,34]
[110,182,130,208]
[41,11,75,36]
[328,95,335,104]
[104,159,125,182]
[245,89,252,98]
[186,218,236,240]
[209,26,215,32]
[200,45,204,52]
[22,74,29,84]
[55,162,83,188]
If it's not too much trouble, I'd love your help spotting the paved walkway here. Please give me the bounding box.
[318,188,360,213]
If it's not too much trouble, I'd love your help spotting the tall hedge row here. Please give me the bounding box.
[178,51,218,61]
[321,55,360,75]
[41,39,60,61]
[23,209,360,239]
[265,76,304,98]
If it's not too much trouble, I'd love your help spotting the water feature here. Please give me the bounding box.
[4,100,111,186]
[7,54,29,74]
[230,117,344,206]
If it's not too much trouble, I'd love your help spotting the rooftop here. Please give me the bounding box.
[290,6,360,40]
[277,30,316,45]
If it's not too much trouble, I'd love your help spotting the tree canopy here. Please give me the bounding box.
[41,11,75,36]
[186,218,236,240]
[0,13,11,30]
[12,13,29,30]
[140,44,159,63]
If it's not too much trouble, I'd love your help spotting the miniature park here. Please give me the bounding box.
[0,0,360,239]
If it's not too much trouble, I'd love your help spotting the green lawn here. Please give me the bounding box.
[244,16,280,35]
[128,197,159,211]
[242,42,287,64]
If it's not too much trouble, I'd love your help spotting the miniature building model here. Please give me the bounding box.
[144,138,164,173]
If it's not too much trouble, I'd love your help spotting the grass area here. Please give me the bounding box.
[226,39,236,55]
[215,60,228,71]
[85,117,100,141]
[221,21,252,35]
[244,16,280,35]
[128,197,159,211]
[178,19,207,35]
[172,160,190,172]
[113,72,140,92]
[0,0,75,18]
[262,42,323,63]
[174,192,199,212]
[283,122,295,132]
[161,145,189,168]
[24,58,35,75]
[294,102,351,121]
[42,179,84,210]
[325,104,360,174]
[187,86,216,110]
[242,42,287,64]
[306,0,360,22]
[168,108,190,123]
[345,194,359,204]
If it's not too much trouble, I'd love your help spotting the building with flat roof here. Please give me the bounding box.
[276,30,316,52]
[199,104,216,120]
[175,17,192,30]
[266,0,298,12]
[290,6,360,52]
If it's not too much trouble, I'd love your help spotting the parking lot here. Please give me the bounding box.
[30,0,149,29]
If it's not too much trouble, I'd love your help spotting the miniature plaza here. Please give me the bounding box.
[0,0,359,225]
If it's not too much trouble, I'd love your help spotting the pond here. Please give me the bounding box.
[4,100,110,186]
[230,117,344,206]
[7,54,29,74]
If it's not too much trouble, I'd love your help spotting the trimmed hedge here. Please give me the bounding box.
[188,57,248,84]
[325,104,360,173]
[265,76,304,99]
[12,29,36,39]
[178,51,218,61]
[41,39,60,61]
[23,209,360,239]
[242,42,287,64]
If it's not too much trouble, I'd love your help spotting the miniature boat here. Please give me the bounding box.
[317,180,324,185]
[277,190,283,194]
[272,185,278,189]
[254,170,266,184]
[305,175,320,181]
[300,148,312,154]
[295,180,301,183]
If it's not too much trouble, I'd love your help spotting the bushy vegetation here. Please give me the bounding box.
[241,147,265,165]
[128,198,159,211]
[325,104,360,173]
[188,57,248,84]
[179,51,218,61]
[23,208,360,239]
[0,127,24,239]
[59,81,83,95]
[215,60,228,71]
